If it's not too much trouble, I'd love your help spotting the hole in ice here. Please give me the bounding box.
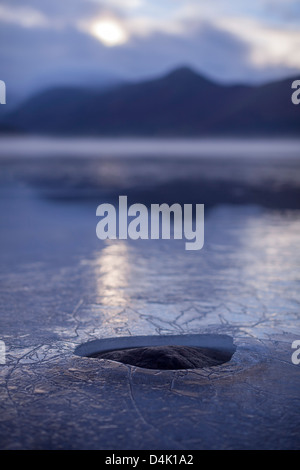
[75,334,236,370]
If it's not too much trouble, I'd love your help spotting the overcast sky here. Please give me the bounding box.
[1,0,300,102]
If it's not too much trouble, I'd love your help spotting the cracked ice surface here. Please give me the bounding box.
[0,154,300,449]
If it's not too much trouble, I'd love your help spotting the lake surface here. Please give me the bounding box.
[0,138,300,449]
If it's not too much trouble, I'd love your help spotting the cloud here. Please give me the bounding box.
[0,0,299,105]
[0,4,49,28]
[216,17,300,69]
[0,0,103,28]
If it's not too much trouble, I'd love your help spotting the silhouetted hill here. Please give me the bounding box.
[3,67,300,136]
[0,122,23,135]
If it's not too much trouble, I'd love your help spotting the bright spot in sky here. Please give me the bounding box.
[91,19,128,46]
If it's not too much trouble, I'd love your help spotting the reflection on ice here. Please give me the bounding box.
[242,211,300,280]
[94,241,131,306]
[211,208,300,338]
[87,206,300,340]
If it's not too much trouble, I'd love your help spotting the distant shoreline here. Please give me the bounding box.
[0,136,300,159]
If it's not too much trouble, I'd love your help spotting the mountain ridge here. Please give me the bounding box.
[2,66,300,137]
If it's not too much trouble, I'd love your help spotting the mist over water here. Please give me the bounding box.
[1,136,300,159]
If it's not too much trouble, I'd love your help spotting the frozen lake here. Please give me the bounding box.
[0,142,300,449]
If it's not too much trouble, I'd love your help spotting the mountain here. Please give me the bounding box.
[3,66,300,136]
